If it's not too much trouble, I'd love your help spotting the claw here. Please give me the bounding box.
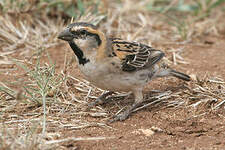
[108,102,142,123]
[87,91,114,109]
[88,97,104,108]
[108,111,130,123]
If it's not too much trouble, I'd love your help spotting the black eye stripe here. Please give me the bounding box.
[70,29,101,46]
[80,30,86,35]
[70,29,77,34]
[70,29,86,35]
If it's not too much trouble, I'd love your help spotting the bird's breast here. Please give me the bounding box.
[78,61,153,92]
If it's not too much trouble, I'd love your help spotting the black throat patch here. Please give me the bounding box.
[68,41,90,65]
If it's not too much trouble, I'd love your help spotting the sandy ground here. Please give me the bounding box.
[1,33,225,149]
[45,35,225,150]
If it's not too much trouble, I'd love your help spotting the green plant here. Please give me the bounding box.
[0,51,65,134]
[19,54,64,105]
[0,0,101,19]
[165,14,191,40]
[147,0,225,15]
[146,0,225,40]
[192,0,225,17]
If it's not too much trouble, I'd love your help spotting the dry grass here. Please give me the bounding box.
[0,16,63,62]
[0,0,225,149]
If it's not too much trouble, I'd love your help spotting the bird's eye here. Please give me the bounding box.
[70,29,76,34]
[80,30,86,35]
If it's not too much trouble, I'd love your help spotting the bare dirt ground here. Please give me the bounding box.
[1,32,225,150]
[1,2,225,149]
[38,35,225,150]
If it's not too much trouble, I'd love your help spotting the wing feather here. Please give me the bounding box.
[110,38,165,72]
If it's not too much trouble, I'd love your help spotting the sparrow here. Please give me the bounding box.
[58,22,191,122]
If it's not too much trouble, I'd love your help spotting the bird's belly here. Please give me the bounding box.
[93,74,146,92]
[78,63,151,92]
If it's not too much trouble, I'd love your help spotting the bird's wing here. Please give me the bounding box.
[110,38,165,72]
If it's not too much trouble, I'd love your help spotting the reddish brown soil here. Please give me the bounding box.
[45,36,225,150]
[1,35,225,150]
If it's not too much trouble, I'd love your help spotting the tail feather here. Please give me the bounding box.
[170,70,191,81]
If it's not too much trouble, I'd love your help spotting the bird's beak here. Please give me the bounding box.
[58,28,74,41]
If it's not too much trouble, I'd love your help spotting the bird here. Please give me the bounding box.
[58,22,191,122]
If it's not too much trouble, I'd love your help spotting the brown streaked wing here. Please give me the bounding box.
[111,38,139,60]
[111,38,165,72]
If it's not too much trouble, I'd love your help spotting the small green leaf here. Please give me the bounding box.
[77,0,85,16]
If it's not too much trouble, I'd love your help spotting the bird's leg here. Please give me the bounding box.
[88,91,114,108]
[109,88,143,123]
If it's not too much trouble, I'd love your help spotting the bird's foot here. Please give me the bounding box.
[108,111,130,123]
[108,102,141,123]
[87,91,114,108]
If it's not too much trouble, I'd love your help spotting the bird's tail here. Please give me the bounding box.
[170,69,191,81]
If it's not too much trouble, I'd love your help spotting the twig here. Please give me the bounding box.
[45,136,116,145]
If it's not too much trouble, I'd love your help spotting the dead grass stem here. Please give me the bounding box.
[1,0,225,149]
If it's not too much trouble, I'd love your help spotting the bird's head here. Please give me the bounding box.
[58,22,104,50]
